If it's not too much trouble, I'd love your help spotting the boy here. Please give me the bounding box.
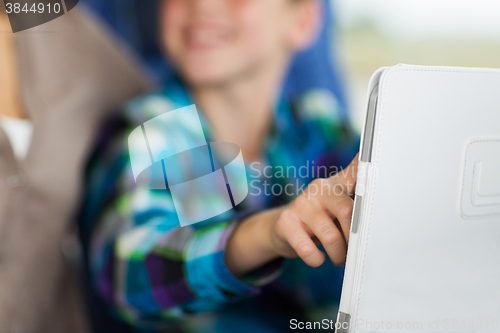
[81,0,359,331]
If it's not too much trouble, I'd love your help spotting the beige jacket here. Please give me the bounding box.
[0,7,151,333]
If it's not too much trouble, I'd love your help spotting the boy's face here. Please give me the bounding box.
[160,0,319,87]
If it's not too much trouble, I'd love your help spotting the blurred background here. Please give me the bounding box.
[333,0,500,132]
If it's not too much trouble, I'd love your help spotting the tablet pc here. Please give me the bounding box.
[337,64,500,333]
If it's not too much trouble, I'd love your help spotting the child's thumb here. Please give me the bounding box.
[333,153,359,194]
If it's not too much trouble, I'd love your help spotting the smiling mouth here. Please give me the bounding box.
[184,23,233,51]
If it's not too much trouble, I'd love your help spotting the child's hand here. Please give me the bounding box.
[269,155,358,267]
[226,155,358,277]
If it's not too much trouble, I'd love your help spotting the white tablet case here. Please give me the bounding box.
[337,64,500,333]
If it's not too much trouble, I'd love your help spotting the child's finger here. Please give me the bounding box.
[306,210,347,266]
[318,190,354,244]
[329,154,359,195]
[282,220,325,267]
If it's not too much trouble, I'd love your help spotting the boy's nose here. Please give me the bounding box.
[189,0,225,19]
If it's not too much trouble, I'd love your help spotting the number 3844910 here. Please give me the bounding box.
[5,2,62,14]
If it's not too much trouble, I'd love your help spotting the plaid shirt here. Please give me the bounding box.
[80,77,359,332]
